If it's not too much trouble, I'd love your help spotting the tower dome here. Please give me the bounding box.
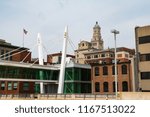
[94,21,100,29]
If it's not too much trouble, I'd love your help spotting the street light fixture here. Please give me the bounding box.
[111,29,119,99]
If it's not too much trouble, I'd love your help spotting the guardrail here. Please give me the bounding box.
[0,94,116,100]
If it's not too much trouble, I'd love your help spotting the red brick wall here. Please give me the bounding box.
[12,50,31,62]
[91,62,133,94]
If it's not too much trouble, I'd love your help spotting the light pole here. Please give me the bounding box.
[111,29,119,99]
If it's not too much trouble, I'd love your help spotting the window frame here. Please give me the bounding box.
[103,82,109,92]
[122,65,127,74]
[103,66,108,75]
[94,67,99,76]
[95,82,100,92]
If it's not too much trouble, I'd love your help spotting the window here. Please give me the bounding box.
[103,66,108,75]
[110,54,113,57]
[101,54,105,57]
[112,66,115,75]
[23,82,29,91]
[103,82,109,92]
[8,82,12,90]
[141,72,150,79]
[122,81,128,91]
[112,66,118,75]
[95,67,99,76]
[95,82,100,92]
[140,53,150,61]
[122,65,127,74]
[13,82,18,90]
[1,82,5,90]
[113,82,115,92]
[87,56,91,59]
[139,36,150,44]
[113,82,118,92]
[94,55,98,58]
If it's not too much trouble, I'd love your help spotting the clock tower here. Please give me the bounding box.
[91,21,103,50]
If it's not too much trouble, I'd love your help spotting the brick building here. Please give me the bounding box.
[84,48,135,94]
[0,39,31,62]
[0,39,32,94]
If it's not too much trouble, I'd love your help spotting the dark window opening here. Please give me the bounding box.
[103,66,108,75]
[122,65,127,74]
[122,81,128,91]
[113,82,118,92]
[95,67,99,76]
[112,66,118,75]
[101,54,105,57]
[94,55,98,58]
[141,72,150,79]
[95,82,100,92]
[139,36,150,44]
[140,53,150,61]
[103,82,109,92]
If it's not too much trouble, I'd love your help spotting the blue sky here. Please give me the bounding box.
[0,0,150,58]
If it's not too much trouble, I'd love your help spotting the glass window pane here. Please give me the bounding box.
[8,82,12,90]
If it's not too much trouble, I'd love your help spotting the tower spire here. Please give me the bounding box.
[91,21,104,50]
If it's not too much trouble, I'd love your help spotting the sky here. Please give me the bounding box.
[0,0,150,59]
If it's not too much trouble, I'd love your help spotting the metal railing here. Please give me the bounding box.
[0,93,116,100]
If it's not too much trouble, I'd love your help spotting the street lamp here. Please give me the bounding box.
[111,29,119,99]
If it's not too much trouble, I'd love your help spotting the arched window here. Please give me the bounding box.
[112,65,118,75]
[103,66,108,75]
[112,66,115,75]
[122,65,127,74]
[122,81,128,91]
[95,67,99,76]
[103,82,109,92]
[113,81,118,92]
[95,82,100,92]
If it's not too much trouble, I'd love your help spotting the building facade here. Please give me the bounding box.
[84,48,135,94]
[75,22,104,64]
[64,62,91,94]
[0,60,91,94]
[47,52,75,64]
[0,39,31,62]
[135,25,150,91]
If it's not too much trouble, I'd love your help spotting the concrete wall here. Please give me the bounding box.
[119,92,150,100]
